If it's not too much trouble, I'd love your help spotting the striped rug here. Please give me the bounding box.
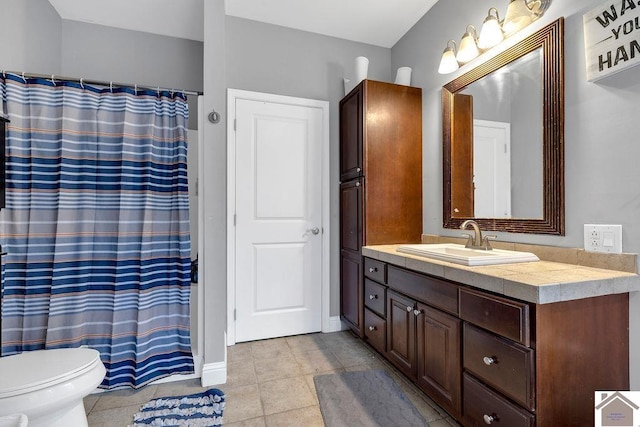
[132,389,225,426]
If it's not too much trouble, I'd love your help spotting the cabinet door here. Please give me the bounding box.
[339,85,363,181]
[416,303,462,418]
[386,290,416,378]
[340,250,363,336]
[340,179,363,252]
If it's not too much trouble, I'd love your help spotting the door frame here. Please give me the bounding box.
[226,88,330,346]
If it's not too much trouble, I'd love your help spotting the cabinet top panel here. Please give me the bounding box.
[362,244,640,304]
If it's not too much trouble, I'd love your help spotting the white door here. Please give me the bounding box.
[230,94,325,343]
[473,120,511,218]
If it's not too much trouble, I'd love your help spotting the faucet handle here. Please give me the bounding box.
[483,235,498,250]
[461,233,474,248]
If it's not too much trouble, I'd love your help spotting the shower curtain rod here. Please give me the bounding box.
[1,69,203,96]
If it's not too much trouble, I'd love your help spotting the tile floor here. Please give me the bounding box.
[84,330,462,426]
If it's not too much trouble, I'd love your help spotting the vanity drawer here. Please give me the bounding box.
[364,308,386,354]
[387,266,458,315]
[364,258,386,283]
[459,288,530,346]
[463,373,535,427]
[463,324,535,411]
[364,278,386,317]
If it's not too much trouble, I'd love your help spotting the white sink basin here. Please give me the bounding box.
[396,244,539,266]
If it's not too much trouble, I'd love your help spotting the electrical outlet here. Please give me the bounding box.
[583,224,622,253]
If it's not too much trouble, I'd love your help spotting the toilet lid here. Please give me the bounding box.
[0,348,102,398]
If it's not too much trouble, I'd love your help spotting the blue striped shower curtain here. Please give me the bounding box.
[0,74,193,389]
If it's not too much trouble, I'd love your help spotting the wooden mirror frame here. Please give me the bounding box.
[443,17,564,235]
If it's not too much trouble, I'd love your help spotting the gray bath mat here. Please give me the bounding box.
[314,369,428,427]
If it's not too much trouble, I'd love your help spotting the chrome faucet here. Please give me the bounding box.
[460,220,496,250]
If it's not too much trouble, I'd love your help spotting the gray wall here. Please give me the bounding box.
[61,20,203,130]
[202,0,228,365]
[200,10,391,365]
[1,4,203,130]
[0,0,62,73]
[226,16,391,318]
[392,0,640,388]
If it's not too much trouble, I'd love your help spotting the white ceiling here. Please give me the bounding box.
[47,0,438,48]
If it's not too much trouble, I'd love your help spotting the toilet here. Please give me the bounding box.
[0,348,106,427]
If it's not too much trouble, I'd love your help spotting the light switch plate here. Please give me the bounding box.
[583,224,622,254]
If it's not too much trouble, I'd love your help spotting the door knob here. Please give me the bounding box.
[307,227,320,235]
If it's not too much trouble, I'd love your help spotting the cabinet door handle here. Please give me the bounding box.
[368,325,377,332]
[355,182,361,187]
[369,267,378,273]
[356,167,362,172]
[483,414,498,424]
[369,294,378,300]
[483,356,498,366]
[406,306,413,312]
[413,309,423,316]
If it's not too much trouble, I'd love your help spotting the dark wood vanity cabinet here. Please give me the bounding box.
[339,80,422,336]
[416,303,461,417]
[386,290,417,378]
[360,257,630,427]
[362,258,387,354]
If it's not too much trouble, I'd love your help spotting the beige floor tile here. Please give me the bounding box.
[304,369,344,405]
[153,378,209,399]
[403,387,450,423]
[259,377,317,416]
[330,342,378,368]
[285,333,327,353]
[91,385,157,411]
[226,417,267,427]
[343,357,388,372]
[224,384,264,423]
[319,330,358,348]
[254,353,302,383]
[429,417,462,427]
[83,394,100,415]
[226,359,258,388]
[84,331,459,427]
[265,405,324,427]
[87,404,141,427]
[229,342,254,362]
[250,337,291,359]
[293,347,343,375]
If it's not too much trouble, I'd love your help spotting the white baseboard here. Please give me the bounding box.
[325,315,347,333]
[201,361,227,387]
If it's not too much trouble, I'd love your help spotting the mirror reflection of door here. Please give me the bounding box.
[473,120,511,218]
[451,93,474,217]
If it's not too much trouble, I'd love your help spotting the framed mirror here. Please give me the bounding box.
[442,18,564,235]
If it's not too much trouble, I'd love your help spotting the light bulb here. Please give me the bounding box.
[478,8,504,50]
[456,25,479,64]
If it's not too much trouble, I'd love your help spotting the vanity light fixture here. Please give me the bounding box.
[437,0,551,74]
[438,40,459,74]
[456,25,480,64]
[478,8,504,50]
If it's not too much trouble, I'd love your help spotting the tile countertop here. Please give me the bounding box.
[362,244,640,304]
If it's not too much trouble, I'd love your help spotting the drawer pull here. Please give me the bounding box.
[356,167,362,173]
[369,294,378,300]
[483,356,498,366]
[368,325,377,332]
[406,306,413,312]
[369,267,378,273]
[413,309,423,316]
[483,414,498,425]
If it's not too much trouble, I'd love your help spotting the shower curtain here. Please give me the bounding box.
[0,74,193,389]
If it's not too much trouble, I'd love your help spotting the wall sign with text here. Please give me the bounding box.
[584,0,640,81]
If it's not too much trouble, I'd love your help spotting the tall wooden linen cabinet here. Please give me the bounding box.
[339,79,423,336]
